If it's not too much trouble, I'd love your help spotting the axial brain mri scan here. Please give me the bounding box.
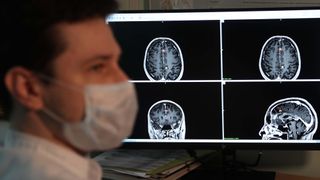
[259,35,301,80]
[144,37,184,81]
[259,97,318,140]
[148,100,186,140]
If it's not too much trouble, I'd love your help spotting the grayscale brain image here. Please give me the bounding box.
[224,82,320,140]
[129,83,222,140]
[259,36,301,80]
[223,19,320,79]
[148,100,185,139]
[110,21,221,80]
[259,97,318,140]
[144,37,184,81]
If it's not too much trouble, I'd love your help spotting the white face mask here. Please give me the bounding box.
[42,81,138,152]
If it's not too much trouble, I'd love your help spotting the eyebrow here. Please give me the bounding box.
[83,54,114,63]
[80,47,122,64]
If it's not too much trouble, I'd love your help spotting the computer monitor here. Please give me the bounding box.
[108,7,320,150]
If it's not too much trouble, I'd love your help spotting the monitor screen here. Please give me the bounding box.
[108,7,320,149]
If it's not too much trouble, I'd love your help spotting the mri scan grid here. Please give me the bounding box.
[110,16,320,142]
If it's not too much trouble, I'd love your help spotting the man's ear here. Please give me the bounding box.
[4,67,44,110]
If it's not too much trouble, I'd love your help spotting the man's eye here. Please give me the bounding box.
[90,64,106,72]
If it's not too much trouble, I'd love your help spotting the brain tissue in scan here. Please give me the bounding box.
[148,100,186,140]
[259,36,301,80]
[259,97,318,140]
[144,37,184,81]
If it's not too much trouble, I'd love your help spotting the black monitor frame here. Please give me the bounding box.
[108,7,320,150]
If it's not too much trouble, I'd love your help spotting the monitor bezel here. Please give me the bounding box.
[110,6,320,150]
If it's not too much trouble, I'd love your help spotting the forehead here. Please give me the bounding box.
[51,18,120,75]
[56,18,118,56]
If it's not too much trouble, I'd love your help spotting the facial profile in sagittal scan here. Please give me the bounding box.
[259,35,301,80]
[259,97,318,140]
[144,37,184,81]
[148,100,186,140]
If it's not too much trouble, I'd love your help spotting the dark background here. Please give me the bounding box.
[130,82,222,139]
[111,21,221,80]
[223,19,320,80]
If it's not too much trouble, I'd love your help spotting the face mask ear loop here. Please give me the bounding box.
[35,73,83,93]
[41,107,71,125]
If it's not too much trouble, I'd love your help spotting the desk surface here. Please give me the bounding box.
[182,169,320,180]
[181,168,276,180]
[180,151,319,180]
[275,173,320,180]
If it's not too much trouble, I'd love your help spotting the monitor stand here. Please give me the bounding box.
[182,149,276,180]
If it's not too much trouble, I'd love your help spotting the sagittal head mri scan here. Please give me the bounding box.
[148,100,186,140]
[259,35,301,80]
[144,37,184,81]
[259,97,318,140]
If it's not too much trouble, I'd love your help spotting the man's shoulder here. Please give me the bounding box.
[0,121,9,146]
[0,128,101,180]
[0,147,76,180]
[0,147,42,179]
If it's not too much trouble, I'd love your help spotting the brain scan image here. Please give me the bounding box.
[148,100,186,140]
[259,36,301,80]
[144,37,184,81]
[259,97,318,140]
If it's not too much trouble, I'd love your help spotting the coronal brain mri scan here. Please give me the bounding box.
[144,37,184,81]
[259,97,318,140]
[259,35,301,80]
[148,100,186,140]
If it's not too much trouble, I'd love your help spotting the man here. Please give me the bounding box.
[0,0,138,179]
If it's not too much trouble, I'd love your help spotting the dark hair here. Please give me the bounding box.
[0,0,118,119]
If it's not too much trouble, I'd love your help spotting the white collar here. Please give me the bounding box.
[4,128,102,179]
[0,121,9,146]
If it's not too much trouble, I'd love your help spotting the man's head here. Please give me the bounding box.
[0,0,120,119]
[0,0,138,152]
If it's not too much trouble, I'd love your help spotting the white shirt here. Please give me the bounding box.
[0,121,9,146]
[0,122,102,180]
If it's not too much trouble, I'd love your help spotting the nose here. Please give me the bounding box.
[111,44,129,83]
[115,65,129,83]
